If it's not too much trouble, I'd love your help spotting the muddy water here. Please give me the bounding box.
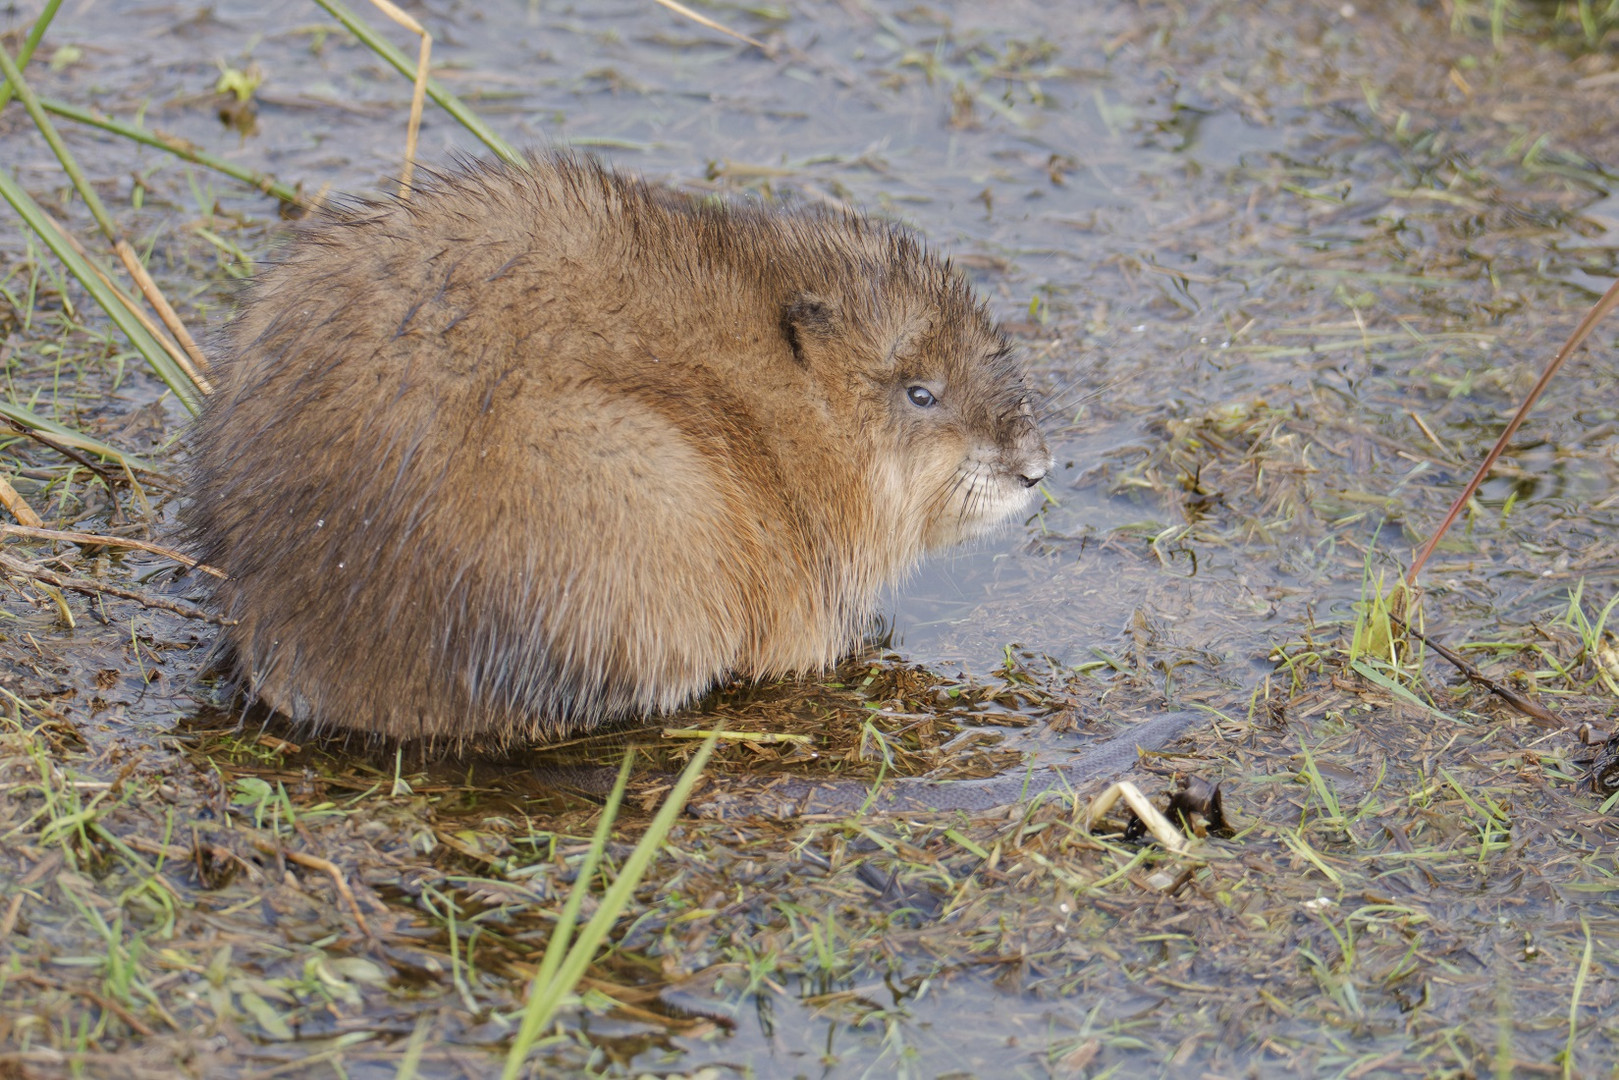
[5,0,1619,1076]
[10,0,1614,687]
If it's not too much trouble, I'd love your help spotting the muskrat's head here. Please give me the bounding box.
[780,228,1053,552]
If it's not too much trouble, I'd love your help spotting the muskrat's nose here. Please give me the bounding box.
[1013,433,1052,489]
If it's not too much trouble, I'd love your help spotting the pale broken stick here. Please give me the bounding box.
[1085,780,1193,856]
[0,476,42,528]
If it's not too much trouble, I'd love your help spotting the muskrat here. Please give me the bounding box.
[185,152,1052,745]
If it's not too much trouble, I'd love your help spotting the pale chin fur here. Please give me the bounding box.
[935,473,1040,546]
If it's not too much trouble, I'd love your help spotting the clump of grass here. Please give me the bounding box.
[1349,567,1414,670]
[1557,581,1619,699]
[0,31,206,410]
[503,733,717,1076]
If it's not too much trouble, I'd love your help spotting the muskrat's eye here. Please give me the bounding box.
[906,386,937,408]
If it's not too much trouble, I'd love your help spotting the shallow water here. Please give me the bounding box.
[4,0,1619,1076]
[10,0,1613,687]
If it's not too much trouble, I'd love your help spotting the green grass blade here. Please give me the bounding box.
[1349,659,1462,725]
[0,0,63,112]
[0,40,118,241]
[503,734,719,1079]
[514,752,635,1048]
[309,0,524,168]
[1562,916,1592,1079]
[0,166,199,414]
[39,98,306,208]
[0,401,159,475]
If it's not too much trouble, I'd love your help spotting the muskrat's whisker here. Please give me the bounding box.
[929,465,974,527]
[1035,365,1117,426]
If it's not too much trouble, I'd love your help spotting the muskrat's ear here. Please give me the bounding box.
[781,294,839,366]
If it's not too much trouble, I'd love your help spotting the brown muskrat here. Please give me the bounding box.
[185,152,1051,745]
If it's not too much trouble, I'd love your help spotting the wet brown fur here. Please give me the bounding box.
[185,152,1050,745]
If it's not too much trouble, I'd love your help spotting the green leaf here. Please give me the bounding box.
[1349,660,1462,725]
[237,988,294,1041]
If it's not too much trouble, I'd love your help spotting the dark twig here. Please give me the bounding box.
[0,551,226,623]
[1407,275,1619,586]
[1390,615,1566,729]
[6,418,129,521]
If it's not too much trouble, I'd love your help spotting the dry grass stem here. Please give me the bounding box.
[113,240,211,377]
[0,893,25,940]
[1408,274,1619,585]
[270,846,374,936]
[41,216,211,393]
[40,212,213,394]
[661,726,812,744]
[310,0,522,167]
[0,39,210,398]
[0,524,226,578]
[364,0,432,197]
[650,0,767,50]
[0,477,44,528]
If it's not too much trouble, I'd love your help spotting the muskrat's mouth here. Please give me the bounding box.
[934,471,1043,544]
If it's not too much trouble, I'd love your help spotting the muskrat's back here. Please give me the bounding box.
[187,153,1050,744]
